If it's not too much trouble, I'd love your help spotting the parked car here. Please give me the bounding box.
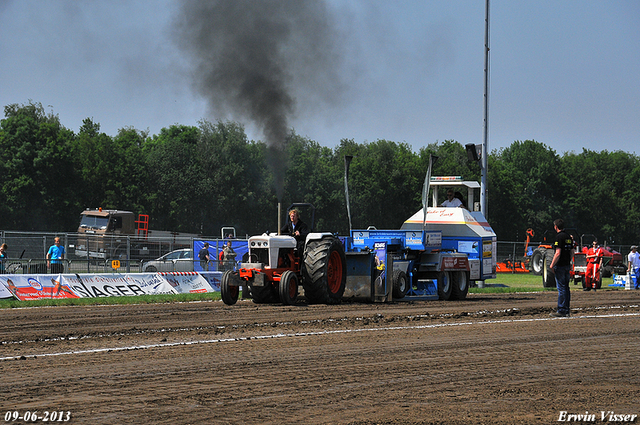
[143,248,194,272]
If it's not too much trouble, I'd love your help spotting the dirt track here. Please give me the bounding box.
[1,289,640,424]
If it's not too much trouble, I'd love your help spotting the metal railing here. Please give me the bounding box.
[0,230,244,274]
[0,258,140,274]
[0,258,241,274]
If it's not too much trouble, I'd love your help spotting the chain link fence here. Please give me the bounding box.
[0,231,211,274]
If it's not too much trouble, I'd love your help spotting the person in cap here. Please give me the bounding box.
[628,246,640,290]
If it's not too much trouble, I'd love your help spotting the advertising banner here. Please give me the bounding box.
[157,272,214,294]
[0,275,79,301]
[62,274,168,298]
[1,272,221,300]
[0,281,13,298]
[199,271,223,292]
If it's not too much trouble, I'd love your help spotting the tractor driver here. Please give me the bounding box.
[281,208,309,252]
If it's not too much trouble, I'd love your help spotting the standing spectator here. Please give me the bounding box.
[0,243,7,274]
[47,237,65,274]
[198,242,211,271]
[221,240,237,271]
[628,245,640,290]
[584,240,603,291]
[549,219,574,317]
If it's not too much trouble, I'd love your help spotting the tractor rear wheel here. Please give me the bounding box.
[437,271,453,300]
[279,270,299,305]
[531,248,545,275]
[302,237,347,304]
[542,252,556,288]
[221,271,239,305]
[451,271,470,300]
[392,269,409,299]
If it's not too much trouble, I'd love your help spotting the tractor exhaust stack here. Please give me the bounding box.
[278,202,282,235]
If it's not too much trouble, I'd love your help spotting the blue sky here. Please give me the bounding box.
[1,0,638,155]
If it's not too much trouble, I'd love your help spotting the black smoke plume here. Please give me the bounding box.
[174,0,343,200]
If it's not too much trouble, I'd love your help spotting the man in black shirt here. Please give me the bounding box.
[198,242,211,271]
[549,218,574,317]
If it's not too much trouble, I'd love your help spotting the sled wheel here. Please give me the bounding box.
[451,271,470,300]
[392,269,409,299]
[437,271,453,300]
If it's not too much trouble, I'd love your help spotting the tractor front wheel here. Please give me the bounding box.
[221,271,239,305]
[279,270,299,305]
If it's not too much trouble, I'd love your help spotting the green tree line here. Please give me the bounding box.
[2,101,639,244]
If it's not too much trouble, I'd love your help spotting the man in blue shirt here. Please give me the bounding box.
[47,237,66,274]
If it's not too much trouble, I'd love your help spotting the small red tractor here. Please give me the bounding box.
[220,204,347,306]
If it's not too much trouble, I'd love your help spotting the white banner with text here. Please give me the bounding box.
[0,272,223,301]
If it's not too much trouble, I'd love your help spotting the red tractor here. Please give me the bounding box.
[220,204,347,306]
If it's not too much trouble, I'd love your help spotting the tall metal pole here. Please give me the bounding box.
[481,0,490,214]
[344,155,353,234]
